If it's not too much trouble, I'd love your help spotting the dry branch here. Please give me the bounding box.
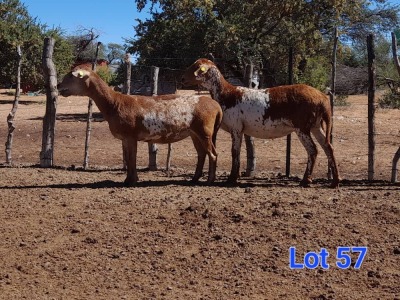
[391,32,400,77]
[5,45,22,165]
[83,41,101,169]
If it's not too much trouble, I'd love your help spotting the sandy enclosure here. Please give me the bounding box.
[0,90,399,299]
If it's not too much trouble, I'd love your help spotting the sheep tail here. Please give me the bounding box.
[212,109,223,147]
[321,101,333,145]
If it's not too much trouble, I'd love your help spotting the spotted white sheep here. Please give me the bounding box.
[183,58,340,188]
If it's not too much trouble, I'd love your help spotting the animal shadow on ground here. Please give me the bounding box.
[0,165,398,190]
[29,112,104,122]
[0,100,44,105]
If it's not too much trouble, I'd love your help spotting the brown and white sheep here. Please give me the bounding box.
[58,68,223,186]
[182,58,340,188]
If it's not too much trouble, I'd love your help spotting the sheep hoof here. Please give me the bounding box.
[206,178,215,185]
[191,177,200,184]
[299,179,312,188]
[225,176,239,186]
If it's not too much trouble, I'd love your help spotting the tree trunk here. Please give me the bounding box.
[367,34,376,181]
[83,41,101,169]
[5,45,22,165]
[40,37,58,167]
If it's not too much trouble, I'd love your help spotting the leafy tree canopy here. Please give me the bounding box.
[126,0,399,85]
[0,0,74,89]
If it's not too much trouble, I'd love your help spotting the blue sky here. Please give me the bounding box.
[21,0,400,46]
[21,0,151,46]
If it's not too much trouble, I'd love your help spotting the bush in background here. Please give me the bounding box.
[297,56,330,91]
[379,89,400,109]
[95,66,116,85]
[334,94,351,107]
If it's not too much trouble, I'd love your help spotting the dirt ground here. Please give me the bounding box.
[0,89,399,300]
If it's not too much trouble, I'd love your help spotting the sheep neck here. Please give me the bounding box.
[206,68,240,109]
[86,76,118,121]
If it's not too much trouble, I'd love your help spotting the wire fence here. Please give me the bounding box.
[1,45,399,182]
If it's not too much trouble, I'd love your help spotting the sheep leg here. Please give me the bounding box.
[296,131,318,187]
[190,135,207,183]
[311,127,341,188]
[244,135,256,177]
[227,131,243,184]
[202,135,218,184]
[123,139,138,187]
[206,139,218,184]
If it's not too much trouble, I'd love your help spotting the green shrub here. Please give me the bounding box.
[334,94,350,107]
[96,66,115,84]
[378,90,400,109]
[297,56,330,91]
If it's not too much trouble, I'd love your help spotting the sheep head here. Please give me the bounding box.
[182,58,215,87]
[58,69,91,97]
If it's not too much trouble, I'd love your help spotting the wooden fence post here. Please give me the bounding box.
[148,66,159,171]
[286,47,294,177]
[40,37,58,167]
[121,53,132,170]
[328,27,338,179]
[166,143,172,174]
[83,41,101,169]
[148,143,158,171]
[367,34,376,181]
[391,32,400,76]
[244,62,256,177]
[151,66,159,96]
[390,32,400,183]
[244,63,254,88]
[124,53,131,95]
[5,45,22,165]
[392,147,400,183]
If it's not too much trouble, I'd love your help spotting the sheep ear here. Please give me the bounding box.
[72,70,90,78]
[194,65,209,76]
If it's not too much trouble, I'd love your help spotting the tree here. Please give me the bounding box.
[66,27,102,62]
[126,0,399,86]
[66,30,124,65]
[105,43,125,64]
[0,0,74,89]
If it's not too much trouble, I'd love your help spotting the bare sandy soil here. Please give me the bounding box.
[0,90,399,299]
